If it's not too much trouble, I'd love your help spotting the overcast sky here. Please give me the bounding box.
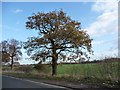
[1,0,118,64]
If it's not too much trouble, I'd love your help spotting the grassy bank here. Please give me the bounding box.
[2,59,120,88]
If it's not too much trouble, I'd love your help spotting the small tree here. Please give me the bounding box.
[0,41,10,63]
[1,39,22,69]
[24,10,93,76]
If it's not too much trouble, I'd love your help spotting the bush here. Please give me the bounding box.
[34,64,51,74]
[14,65,33,74]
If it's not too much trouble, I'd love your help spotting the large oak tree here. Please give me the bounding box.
[24,10,93,76]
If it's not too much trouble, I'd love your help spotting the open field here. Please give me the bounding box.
[2,58,120,87]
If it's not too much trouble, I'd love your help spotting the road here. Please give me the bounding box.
[2,75,69,89]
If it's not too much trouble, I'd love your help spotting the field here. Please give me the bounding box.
[2,58,120,87]
[58,61,119,79]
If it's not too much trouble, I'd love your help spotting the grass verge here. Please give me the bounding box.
[2,71,120,88]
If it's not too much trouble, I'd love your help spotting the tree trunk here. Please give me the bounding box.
[51,48,57,76]
[52,60,57,76]
[11,56,13,70]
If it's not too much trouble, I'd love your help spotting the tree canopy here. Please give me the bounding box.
[24,10,93,76]
[0,41,10,63]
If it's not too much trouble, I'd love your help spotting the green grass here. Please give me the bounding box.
[57,61,119,80]
[2,60,120,87]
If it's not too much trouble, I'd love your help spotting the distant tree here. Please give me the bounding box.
[24,10,93,76]
[1,39,22,69]
[1,52,10,63]
[0,40,10,63]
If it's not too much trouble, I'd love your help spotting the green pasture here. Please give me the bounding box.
[57,61,119,81]
[2,60,119,86]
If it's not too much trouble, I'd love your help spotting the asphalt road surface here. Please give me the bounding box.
[2,75,69,89]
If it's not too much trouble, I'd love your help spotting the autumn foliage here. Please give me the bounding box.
[24,10,93,76]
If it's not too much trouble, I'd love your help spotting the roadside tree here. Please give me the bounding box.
[24,10,93,76]
[1,39,22,69]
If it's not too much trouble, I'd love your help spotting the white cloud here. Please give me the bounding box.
[90,46,118,60]
[58,2,117,60]
[86,1,118,37]
[12,9,23,13]
[92,1,117,13]
[90,37,118,60]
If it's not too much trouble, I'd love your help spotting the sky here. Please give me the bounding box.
[1,0,119,64]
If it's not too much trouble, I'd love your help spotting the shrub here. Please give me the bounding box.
[34,64,51,74]
[14,65,33,74]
